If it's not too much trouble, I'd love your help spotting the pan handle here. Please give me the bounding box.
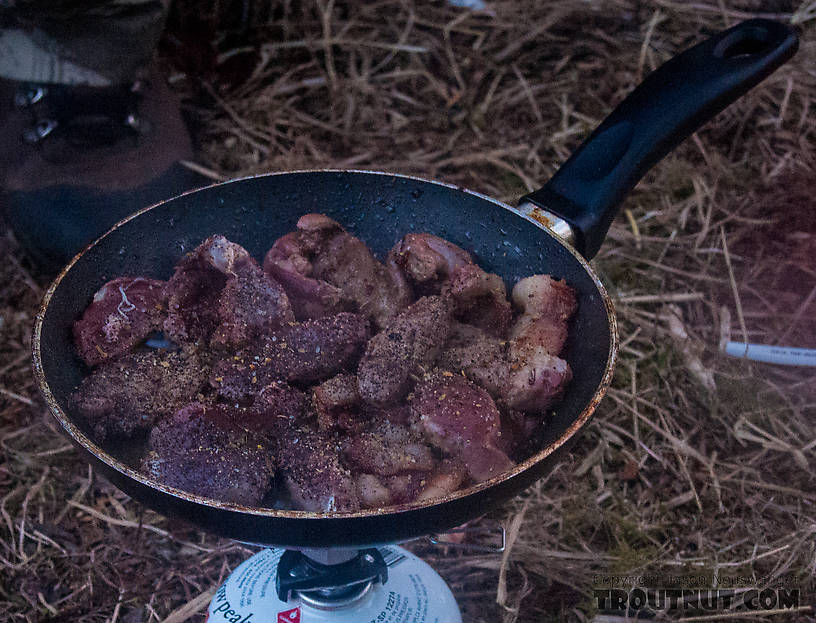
[519,18,798,259]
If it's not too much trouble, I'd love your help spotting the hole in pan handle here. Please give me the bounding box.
[519,18,798,260]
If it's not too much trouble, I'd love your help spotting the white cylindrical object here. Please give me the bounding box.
[206,546,462,623]
[724,341,816,367]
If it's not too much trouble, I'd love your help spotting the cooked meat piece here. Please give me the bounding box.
[365,404,414,427]
[71,347,209,442]
[249,381,311,432]
[212,312,369,400]
[296,214,412,329]
[142,402,274,506]
[504,345,572,413]
[73,277,166,367]
[263,232,349,320]
[390,233,472,294]
[354,461,465,508]
[356,474,392,508]
[164,235,293,349]
[381,472,427,504]
[510,315,568,356]
[412,374,514,483]
[501,274,577,412]
[313,373,361,431]
[357,295,453,406]
[211,261,294,352]
[512,274,577,322]
[391,234,510,335]
[510,275,577,356]
[437,323,508,395]
[415,459,468,503]
[275,427,360,512]
[444,264,513,337]
[163,242,229,344]
[341,422,436,476]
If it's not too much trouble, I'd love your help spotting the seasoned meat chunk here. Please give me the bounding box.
[249,381,311,432]
[71,347,209,442]
[444,264,513,337]
[391,233,510,335]
[73,277,166,367]
[414,460,468,503]
[263,232,349,320]
[437,323,508,395]
[341,422,436,476]
[357,296,453,406]
[504,345,572,412]
[390,233,472,294]
[212,312,369,400]
[354,459,467,508]
[512,274,577,322]
[292,214,412,329]
[275,427,360,512]
[510,274,577,356]
[313,373,361,432]
[142,402,274,506]
[412,374,514,483]
[164,235,293,349]
[503,275,577,412]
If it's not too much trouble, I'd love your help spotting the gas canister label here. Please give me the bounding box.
[208,547,461,623]
[277,607,301,622]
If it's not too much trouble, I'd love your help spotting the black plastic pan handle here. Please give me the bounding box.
[520,18,798,259]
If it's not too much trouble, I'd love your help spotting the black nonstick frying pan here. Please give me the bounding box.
[33,20,797,548]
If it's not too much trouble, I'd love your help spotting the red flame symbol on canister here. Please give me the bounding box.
[277,607,300,623]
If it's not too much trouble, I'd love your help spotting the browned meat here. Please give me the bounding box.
[275,427,360,512]
[70,226,578,511]
[142,402,274,506]
[263,232,349,320]
[313,373,361,432]
[391,233,510,335]
[390,233,472,294]
[355,458,468,507]
[294,214,412,329]
[357,296,453,406]
[354,461,467,508]
[503,275,577,412]
[250,381,311,432]
[414,460,468,503]
[512,274,577,322]
[444,264,513,337]
[73,277,166,367]
[510,275,577,356]
[341,422,436,476]
[355,474,392,508]
[71,347,209,442]
[412,374,514,483]
[504,346,572,413]
[212,312,369,400]
[164,236,293,349]
[437,323,508,395]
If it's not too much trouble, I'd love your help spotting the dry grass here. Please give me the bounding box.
[2,1,816,621]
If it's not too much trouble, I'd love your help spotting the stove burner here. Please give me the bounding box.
[276,548,388,603]
[207,547,462,622]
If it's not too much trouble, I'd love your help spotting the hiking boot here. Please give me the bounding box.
[0,71,209,275]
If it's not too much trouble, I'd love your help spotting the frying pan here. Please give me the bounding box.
[33,20,797,548]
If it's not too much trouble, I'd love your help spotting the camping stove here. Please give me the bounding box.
[207,546,461,623]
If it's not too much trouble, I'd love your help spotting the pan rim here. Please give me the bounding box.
[32,169,618,522]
